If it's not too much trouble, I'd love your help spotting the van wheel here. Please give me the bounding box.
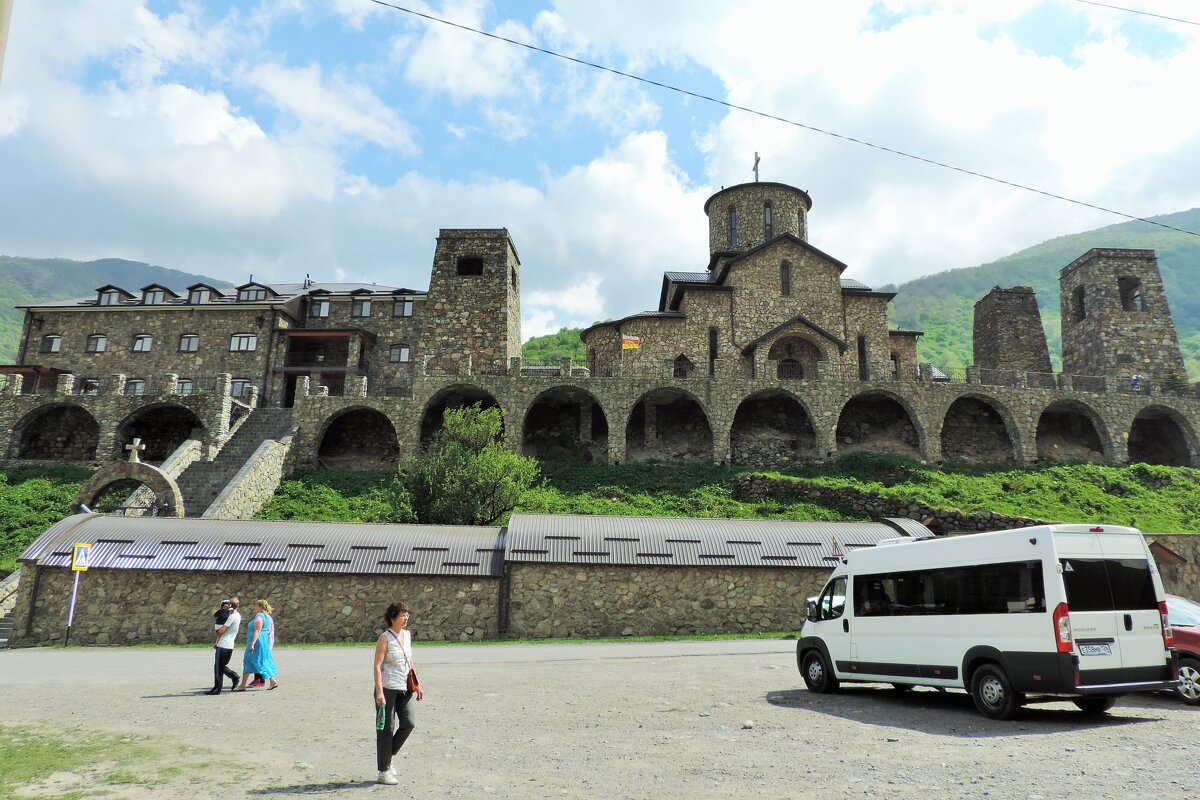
[802,650,839,694]
[1073,697,1116,715]
[970,664,1019,720]
[1175,659,1200,705]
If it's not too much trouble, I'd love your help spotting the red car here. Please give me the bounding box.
[1167,594,1200,705]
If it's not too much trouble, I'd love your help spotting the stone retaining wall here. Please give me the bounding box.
[202,433,294,520]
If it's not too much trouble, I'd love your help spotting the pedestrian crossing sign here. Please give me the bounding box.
[71,542,91,572]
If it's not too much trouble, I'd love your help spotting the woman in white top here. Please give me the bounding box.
[373,602,423,785]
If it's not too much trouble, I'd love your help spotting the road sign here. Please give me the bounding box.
[71,542,91,572]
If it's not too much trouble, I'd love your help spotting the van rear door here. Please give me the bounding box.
[1056,530,1163,683]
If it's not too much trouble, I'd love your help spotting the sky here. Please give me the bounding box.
[1,0,1198,339]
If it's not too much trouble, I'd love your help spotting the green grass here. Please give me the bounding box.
[0,466,94,576]
[0,725,160,796]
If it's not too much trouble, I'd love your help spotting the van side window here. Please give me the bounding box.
[855,560,1045,616]
[818,576,847,620]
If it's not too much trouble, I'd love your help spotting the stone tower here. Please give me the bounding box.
[703,182,813,264]
[1059,248,1186,383]
[973,285,1053,374]
[421,229,522,375]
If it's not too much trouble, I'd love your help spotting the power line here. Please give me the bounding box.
[1070,0,1200,27]
[367,0,1200,239]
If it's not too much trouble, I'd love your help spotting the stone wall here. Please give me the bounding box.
[8,565,500,646]
[704,182,812,253]
[506,563,829,638]
[974,286,1053,374]
[202,433,295,520]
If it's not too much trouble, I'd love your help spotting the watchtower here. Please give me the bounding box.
[1059,248,1186,383]
[973,286,1053,375]
[422,229,522,375]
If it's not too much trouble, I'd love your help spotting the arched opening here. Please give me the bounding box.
[941,397,1014,464]
[1128,407,1192,466]
[92,479,155,515]
[768,336,821,381]
[14,405,99,461]
[1036,401,1105,463]
[522,388,609,464]
[115,405,205,463]
[836,393,920,458]
[625,389,712,462]
[420,386,502,447]
[317,408,400,469]
[673,355,695,380]
[731,391,816,467]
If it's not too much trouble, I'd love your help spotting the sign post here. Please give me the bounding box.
[64,542,90,647]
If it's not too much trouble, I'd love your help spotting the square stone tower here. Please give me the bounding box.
[973,285,1053,375]
[1059,248,1186,382]
[421,229,522,374]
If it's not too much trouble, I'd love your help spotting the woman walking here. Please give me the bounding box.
[237,600,278,691]
[373,602,422,785]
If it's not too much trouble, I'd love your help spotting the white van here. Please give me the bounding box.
[798,524,1178,719]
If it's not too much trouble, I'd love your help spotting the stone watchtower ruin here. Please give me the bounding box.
[1059,248,1188,385]
[421,229,522,375]
[973,285,1054,383]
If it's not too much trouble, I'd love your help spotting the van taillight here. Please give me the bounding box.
[1053,602,1073,653]
[1159,601,1175,649]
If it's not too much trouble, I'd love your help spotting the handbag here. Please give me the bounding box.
[406,668,421,694]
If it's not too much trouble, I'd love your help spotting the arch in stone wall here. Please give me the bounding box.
[12,403,100,461]
[74,460,184,516]
[767,336,824,380]
[730,390,816,466]
[939,395,1017,464]
[625,387,713,462]
[835,391,923,459]
[114,403,206,463]
[419,384,503,447]
[521,386,609,464]
[1035,399,1109,463]
[1128,404,1196,466]
[316,407,400,469]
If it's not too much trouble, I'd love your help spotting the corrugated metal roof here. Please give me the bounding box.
[839,278,872,291]
[19,515,504,577]
[664,271,715,284]
[505,514,932,568]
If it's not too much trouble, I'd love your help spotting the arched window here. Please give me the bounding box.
[728,206,737,247]
[764,202,773,240]
[708,328,718,376]
[780,262,791,296]
[673,354,694,379]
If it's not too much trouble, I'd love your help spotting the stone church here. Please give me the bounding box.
[0,179,1197,518]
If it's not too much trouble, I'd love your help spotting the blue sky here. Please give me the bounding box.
[1,0,1198,338]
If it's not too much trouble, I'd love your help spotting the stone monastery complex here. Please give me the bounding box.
[1,179,1197,518]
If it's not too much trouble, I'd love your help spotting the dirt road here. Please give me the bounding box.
[1,639,1197,798]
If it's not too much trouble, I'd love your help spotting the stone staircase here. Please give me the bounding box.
[0,570,20,648]
[177,408,295,517]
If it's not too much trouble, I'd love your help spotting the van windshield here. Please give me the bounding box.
[1060,558,1158,611]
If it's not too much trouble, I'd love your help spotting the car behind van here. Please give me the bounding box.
[798,524,1177,719]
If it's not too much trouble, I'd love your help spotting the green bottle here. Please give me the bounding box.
[376,703,387,731]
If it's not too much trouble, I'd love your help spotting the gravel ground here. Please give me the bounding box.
[1,639,1198,799]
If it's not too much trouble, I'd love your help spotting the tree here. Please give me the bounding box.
[397,404,540,525]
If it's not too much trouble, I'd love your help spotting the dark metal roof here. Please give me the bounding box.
[839,278,872,291]
[504,514,932,568]
[19,515,504,578]
[664,271,715,284]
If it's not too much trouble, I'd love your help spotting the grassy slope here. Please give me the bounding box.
[0,256,231,362]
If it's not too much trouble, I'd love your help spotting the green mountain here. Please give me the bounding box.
[882,209,1200,378]
[0,257,232,363]
[522,326,588,365]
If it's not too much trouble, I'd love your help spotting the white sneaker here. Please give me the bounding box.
[377,770,399,785]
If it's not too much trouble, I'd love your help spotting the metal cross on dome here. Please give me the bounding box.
[753,152,760,182]
[125,437,146,463]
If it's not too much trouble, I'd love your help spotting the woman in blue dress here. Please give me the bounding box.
[236,600,278,690]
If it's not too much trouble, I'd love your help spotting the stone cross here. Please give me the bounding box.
[125,437,146,463]
[753,152,760,182]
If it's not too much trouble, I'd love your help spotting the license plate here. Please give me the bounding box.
[1079,643,1112,656]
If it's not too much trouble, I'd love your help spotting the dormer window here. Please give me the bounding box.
[143,289,166,305]
[189,288,211,304]
[132,334,153,352]
[238,287,267,302]
[310,298,330,318]
[393,297,414,317]
[99,289,122,306]
[41,334,62,353]
[351,298,372,318]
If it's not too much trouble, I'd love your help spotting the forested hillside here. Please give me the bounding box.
[0,257,230,363]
